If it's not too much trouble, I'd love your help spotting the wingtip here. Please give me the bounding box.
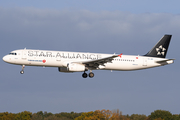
[118,53,123,57]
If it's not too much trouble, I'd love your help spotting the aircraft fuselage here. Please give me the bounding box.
[2,35,174,78]
[3,49,173,71]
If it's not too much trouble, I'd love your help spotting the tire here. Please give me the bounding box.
[89,72,94,78]
[20,70,24,74]
[82,73,88,78]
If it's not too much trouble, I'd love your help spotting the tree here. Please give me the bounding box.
[148,110,173,120]
[15,111,32,120]
[43,111,53,118]
[0,112,16,120]
[32,113,43,120]
[172,114,180,120]
[55,112,81,119]
[74,111,106,120]
[130,114,147,120]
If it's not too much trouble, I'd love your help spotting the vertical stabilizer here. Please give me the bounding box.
[145,35,172,58]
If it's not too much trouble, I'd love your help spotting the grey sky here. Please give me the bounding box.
[0,1,180,115]
[1,0,180,14]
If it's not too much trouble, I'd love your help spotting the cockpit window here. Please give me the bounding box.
[9,53,17,55]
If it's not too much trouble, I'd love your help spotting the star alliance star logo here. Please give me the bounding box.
[156,45,166,56]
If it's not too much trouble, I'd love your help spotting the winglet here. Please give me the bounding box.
[118,53,123,58]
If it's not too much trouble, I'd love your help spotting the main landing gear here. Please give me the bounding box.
[82,70,94,78]
[20,65,25,74]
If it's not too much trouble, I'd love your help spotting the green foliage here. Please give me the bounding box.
[148,110,174,120]
[36,111,44,117]
[130,114,147,120]
[55,111,82,119]
[31,111,82,120]
[74,111,95,120]
[31,111,44,120]
[172,114,180,120]
[0,112,16,120]
[1,109,180,120]
[43,111,53,118]
[15,111,32,120]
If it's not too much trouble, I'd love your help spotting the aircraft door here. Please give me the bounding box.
[22,49,27,59]
[143,58,147,66]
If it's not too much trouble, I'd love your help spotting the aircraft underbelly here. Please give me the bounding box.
[105,62,140,71]
[104,61,160,71]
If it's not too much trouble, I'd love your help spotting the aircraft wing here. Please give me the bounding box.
[73,54,121,69]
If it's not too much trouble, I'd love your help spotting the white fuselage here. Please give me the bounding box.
[2,49,174,71]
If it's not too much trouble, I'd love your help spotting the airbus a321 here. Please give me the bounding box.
[3,35,174,78]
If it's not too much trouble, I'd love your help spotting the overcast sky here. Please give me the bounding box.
[0,0,180,116]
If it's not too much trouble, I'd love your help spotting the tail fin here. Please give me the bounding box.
[144,35,172,58]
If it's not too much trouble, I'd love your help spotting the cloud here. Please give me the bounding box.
[1,7,180,56]
[1,8,180,38]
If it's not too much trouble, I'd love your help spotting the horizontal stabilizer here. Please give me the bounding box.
[155,59,175,64]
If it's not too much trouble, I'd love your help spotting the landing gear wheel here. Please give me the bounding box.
[89,72,94,78]
[20,70,24,74]
[82,73,88,78]
[20,65,25,74]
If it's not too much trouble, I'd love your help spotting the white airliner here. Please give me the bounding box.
[3,35,174,78]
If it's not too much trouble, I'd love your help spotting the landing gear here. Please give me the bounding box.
[20,65,25,74]
[82,70,94,78]
[82,72,88,78]
[89,72,94,78]
[20,70,24,74]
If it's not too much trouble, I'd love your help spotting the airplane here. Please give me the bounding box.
[2,35,174,78]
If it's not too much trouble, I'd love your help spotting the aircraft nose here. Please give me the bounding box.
[2,55,8,62]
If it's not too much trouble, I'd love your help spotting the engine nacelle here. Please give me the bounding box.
[58,67,73,73]
[68,63,85,72]
[58,63,85,72]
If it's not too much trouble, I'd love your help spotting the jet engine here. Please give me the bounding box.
[58,63,86,72]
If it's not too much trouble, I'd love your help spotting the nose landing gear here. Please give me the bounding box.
[20,65,25,74]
